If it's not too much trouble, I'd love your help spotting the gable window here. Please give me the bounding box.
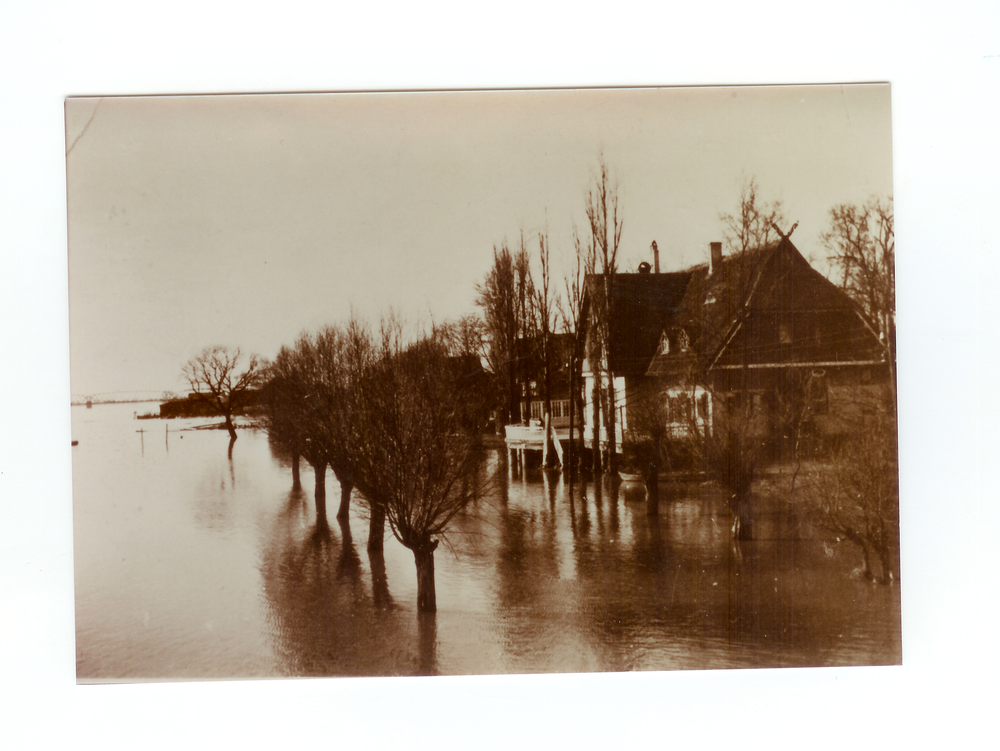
[659,328,690,355]
[658,330,671,355]
[678,329,690,352]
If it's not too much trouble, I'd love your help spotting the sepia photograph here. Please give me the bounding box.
[66,85,900,681]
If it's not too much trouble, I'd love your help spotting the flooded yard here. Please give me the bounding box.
[72,403,901,681]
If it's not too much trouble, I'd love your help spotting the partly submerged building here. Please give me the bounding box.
[581,237,890,456]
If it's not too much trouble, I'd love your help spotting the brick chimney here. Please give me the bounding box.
[709,241,723,274]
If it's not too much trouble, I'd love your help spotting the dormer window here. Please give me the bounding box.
[658,330,671,355]
[658,328,690,355]
[678,329,690,352]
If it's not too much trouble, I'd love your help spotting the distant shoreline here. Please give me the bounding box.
[70,399,162,406]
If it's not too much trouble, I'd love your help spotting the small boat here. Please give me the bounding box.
[618,471,644,483]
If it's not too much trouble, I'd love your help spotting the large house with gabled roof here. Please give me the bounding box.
[581,236,890,457]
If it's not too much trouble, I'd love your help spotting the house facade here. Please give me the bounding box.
[583,237,890,456]
[580,269,690,449]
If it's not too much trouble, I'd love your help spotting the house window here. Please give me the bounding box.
[532,399,572,420]
[725,392,740,412]
[660,328,690,355]
[667,393,693,423]
[779,322,792,345]
[698,392,709,420]
[807,371,828,415]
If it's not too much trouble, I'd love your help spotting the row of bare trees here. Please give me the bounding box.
[261,318,487,611]
[475,158,623,477]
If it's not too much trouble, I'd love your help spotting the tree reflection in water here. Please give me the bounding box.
[253,448,899,675]
[258,486,441,676]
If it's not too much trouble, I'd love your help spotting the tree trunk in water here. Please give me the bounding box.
[336,478,353,520]
[607,374,618,477]
[730,491,753,541]
[312,461,327,526]
[291,453,301,491]
[566,359,575,479]
[369,548,391,608]
[508,360,518,428]
[224,415,238,443]
[591,375,602,476]
[417,611,438,676]
[543,336,556,468]
[368,503,385,553]
[645,471,659,517]
[413,539,439,612]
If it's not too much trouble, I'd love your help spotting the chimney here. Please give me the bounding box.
[709,241,723,273]
[651,241,660,273]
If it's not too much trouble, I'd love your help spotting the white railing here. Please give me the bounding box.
[504,424,546,445]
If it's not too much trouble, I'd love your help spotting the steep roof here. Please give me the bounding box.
[646,237,885,378]
[585,271,693,377]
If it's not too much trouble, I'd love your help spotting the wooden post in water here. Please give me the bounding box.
[542,413,550,468]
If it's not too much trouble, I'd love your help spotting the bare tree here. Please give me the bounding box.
[268,323,380,540]
[514,232,537,425]
[476,239,535,430]
[263,344,307,491]
[277,332,336,523]
[619,385,671,516]
[720,177,787,255]
[436,314,486,359]
[182,346,263,447]
[350,320,485,612]
[311,322,375,528]
[584,157,623,476]
[800,409,898,583]
[534,229,559,466]
[559,226,588,479]
[822,196,895,405]
[689,386,764,541]
[477,242,520,429]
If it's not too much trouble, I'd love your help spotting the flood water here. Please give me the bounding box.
[73,402,901,681]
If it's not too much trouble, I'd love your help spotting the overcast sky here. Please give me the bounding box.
[66,84,892,399]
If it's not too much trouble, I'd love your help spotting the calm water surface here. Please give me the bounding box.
[73,403,901,680]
